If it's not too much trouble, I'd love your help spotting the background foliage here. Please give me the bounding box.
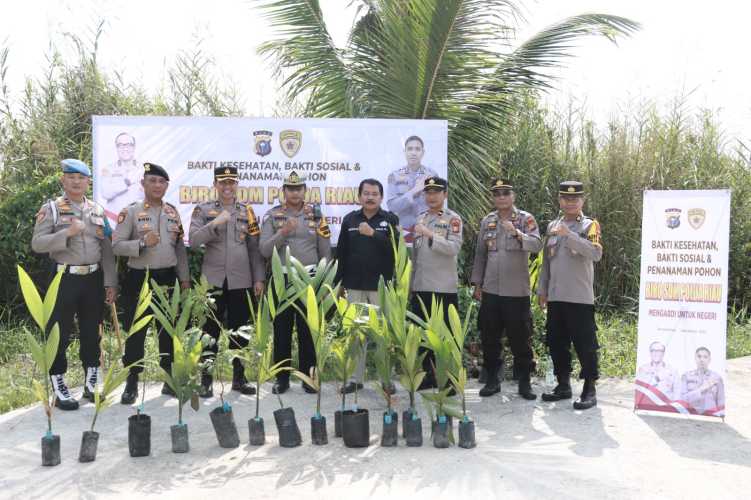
[1,7,750,413]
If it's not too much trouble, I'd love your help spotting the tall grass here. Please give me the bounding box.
[466,94,751,311]
[1,23,750,414]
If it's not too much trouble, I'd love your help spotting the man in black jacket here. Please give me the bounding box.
[335,178,400,393]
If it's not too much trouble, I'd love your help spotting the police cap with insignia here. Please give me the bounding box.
[423,176,448,192]
[143,162,169,181]
[559,180,584,196]
[283,170,306,187]
[215,166,238,181]
[490,178,513,191]
[61,158,91,177]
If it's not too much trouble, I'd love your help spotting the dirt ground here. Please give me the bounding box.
[1,357,750,500]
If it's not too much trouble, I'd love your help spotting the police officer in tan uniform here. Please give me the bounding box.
[410,176,463,389]
[114,163,191,404]
[636,341,679,399]
[537,181,602,410]
[259,171,331,394]
[470,178,542,400]
[100,132,143,213]
[679,347,725,414]
[386,136,438,233]
[190,166,265,397]
[31,159,118,411]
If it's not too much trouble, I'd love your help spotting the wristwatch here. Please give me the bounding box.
[138,236,146,249]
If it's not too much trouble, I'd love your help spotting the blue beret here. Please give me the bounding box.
[61,158,91,177]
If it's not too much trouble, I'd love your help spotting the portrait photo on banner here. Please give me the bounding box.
[634,189,730,418]
[92,116,448,244]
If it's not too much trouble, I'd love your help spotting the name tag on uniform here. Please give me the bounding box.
[484,231,497,251]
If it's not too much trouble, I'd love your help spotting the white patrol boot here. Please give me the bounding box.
[82,366,101,402]
[51,374,79,411]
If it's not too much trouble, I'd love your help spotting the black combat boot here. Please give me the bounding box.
[120,372,139,405]
[479,361,502,385]
[199,369,214,398]
[231,359,256,395]
[518,371,537,400]
[479,366,501,397]
[541,375,573,402]
[573,379,597,410]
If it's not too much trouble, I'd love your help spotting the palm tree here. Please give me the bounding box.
[255,0,639,229]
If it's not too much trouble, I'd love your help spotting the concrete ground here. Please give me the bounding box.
[2,358,750,500]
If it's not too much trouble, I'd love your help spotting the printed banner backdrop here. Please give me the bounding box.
[634,189,730,418]
[92,116,448,243]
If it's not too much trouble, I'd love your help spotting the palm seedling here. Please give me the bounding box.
[205,330,242,448]
[420,298,463,448]
[150,280,206,453]
[368,302,401,446]
[329,297,369,435]
[82,276,151,462]
[234,290,291,445]
[191,275,221,399]
[17,265,63,466]
[396,322,427,446]
[291,284,338,445]
[444,301,477,448]
[331,311,358,410]
[191,273,242,448]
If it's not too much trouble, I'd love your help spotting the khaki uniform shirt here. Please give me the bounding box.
[411,208,463,293]
[470,208,542,297]
[259,203,331,267]
[100,159,143,212]
[112,200,189,281]
[386,165,438,228]
[31,195,117,288]
[536,215,602,304]
[680,368,725,413]
[189,200,265,290]
[637,362,679,399]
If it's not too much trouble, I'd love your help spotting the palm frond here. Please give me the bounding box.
[496,14,641,90]
[256,0,352,117]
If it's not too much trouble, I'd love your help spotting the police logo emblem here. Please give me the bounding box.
[279,130,302,158]
[253,130,273,157]
[665,208,681,229]
[688,208,706,230]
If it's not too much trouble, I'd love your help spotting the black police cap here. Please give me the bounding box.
[423,176,448,191]
[559,181,584,195]
[143,162,169,181]
[215,166,238,181]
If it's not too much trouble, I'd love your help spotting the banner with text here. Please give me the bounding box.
[634,189,730,418]
[92,116,448,242]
